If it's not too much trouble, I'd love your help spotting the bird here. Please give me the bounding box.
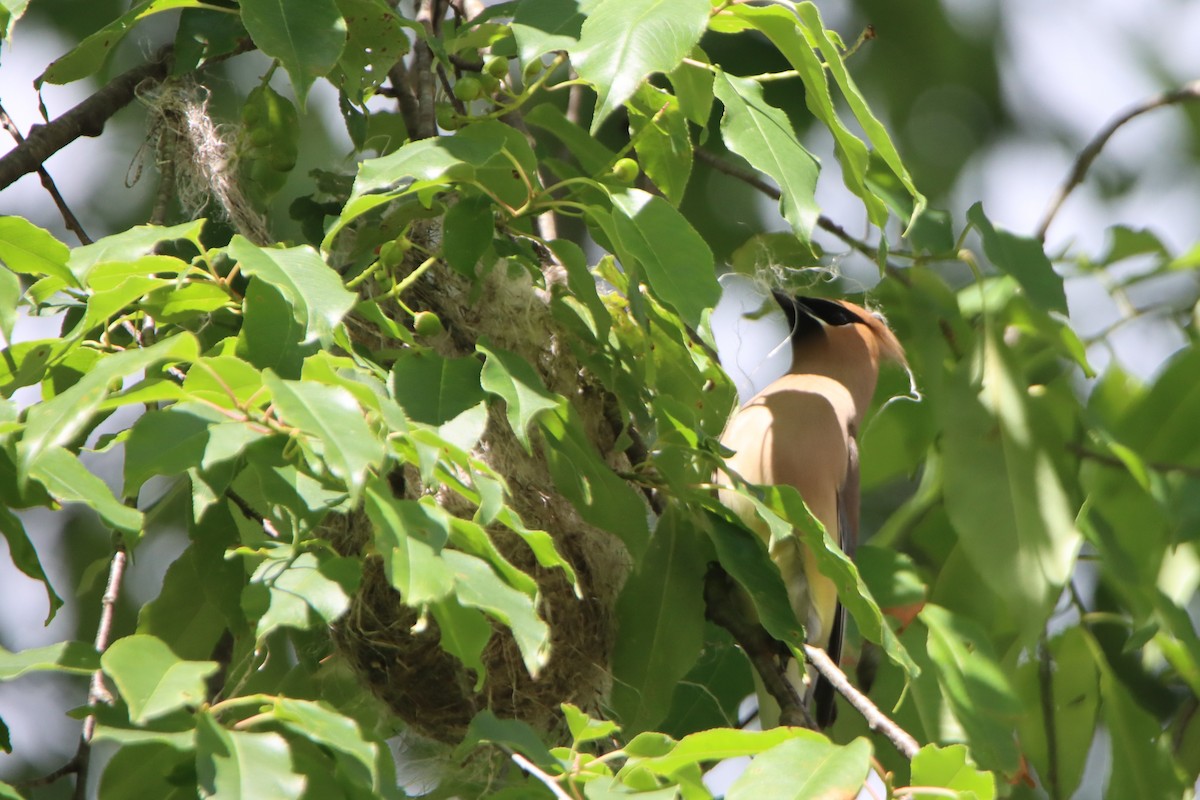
[717,291,906,728]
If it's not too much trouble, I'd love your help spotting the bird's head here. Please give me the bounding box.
[772,291,907,422]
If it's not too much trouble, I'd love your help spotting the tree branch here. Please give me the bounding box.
[73,543,128,800]
[0,48,174,193]
[802,643,919,759]
[1036,80,1200,242]
[0,101,91,242]
[511,752,572,800]
[703,565,817,729]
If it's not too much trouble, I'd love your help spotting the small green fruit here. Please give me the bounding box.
[610,157,640,184]
[453,76,484,102]
[485,56,509,79]
[435,103,460,130]
[413,311,445,336]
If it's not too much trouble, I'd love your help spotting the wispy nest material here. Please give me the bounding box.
[332,224,635,744]
[141,79,271,244]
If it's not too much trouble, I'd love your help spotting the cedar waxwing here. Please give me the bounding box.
[718,292,906,728]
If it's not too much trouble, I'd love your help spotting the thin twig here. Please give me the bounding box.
[1067,442,1200,478]
[0,100,92,243]
[511,753,572,800]
[803,643,920,759]
[1036,80,1200,242]
[692,146,909,282]
[1038,633,1060,800]
[73,544,128,800]
[703,566,817,729]
[0,48,174,192]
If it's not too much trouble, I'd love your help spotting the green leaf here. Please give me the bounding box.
[239,0,346,109]
[124,408,211,497]
[273,697,387,791]
[525,102,617,175]
[794,2,924,226]
[910,744,996,800]
[702,510,802,646]
[101,634,218,723]
[0,505,62,622]
[455,709,558,769]
[940,337,1081,639]
[236,278,317,379]
[363,480,455,605]
[228,236,356,345]
[100,742,197,800]
[0,216,72,285]
[332,0,407,103]
[562,702,620,746]
[263,371,384,498]
[539,403,649,557]
[511,0,588,66]
[138,535,246,661]
[611,505,709,734]
[67,221,204,285]
[28,445,143,536]
[572,0,709,132]
[729,4,888,226]
[477,342,560,452]
[196,713,305,799]
[920,605,1022,773]
[431,597,492,689]
[246,550,359,639]
[0,0,29,41]
[640,727,803,777]
[182,356,264,410]
[0,340,56,395]
[0,640,98,679]
[726,735,872,798]
[390,351,484,425]
[668,50,714,127]
[756,485,919,676]
[443,193,495,276]
[36,0,204,86]
[140,281,231,323]
[609,188,717,327]
[712,70,820,242]
[444,549,550,676]
[968,203,1066,314]
[629,85,692,206]
[18,333,198,477]
[0,265,17,341]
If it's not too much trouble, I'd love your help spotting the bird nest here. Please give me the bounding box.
[328,230,634,743]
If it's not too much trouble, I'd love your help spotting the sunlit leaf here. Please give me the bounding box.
[101,634,218,723]
[240,0,346,109]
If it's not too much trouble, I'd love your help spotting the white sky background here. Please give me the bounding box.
[2,0,1200,791]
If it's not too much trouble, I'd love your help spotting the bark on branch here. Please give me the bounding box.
[0,48,174,193]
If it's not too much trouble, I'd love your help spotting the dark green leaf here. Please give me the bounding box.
[240,0,346,109]
[332,0,407,103]
[668,50,714,127]
[572,0,709,132]
[390,351,484,425]
[431,597,492,688]
[0,505,62,622]
[443,193,494,276]
[539,403,649,556]
[273,696,387,792]
[525,102,617,175]
[36,0,204,86]
[609,188,717,327]
[511,0,586,65]
[362,480,455,605]
[455,709,558,769]
[629,85,692,206]
[236,278,316,379]
[611,506,709,734]
[712,71,820,242]
[124,408,211,497]
[968,203,1067,314]
[0,340,55,395]
[100,742,197,800]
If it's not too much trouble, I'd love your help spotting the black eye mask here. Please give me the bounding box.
[772,292,866,341]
